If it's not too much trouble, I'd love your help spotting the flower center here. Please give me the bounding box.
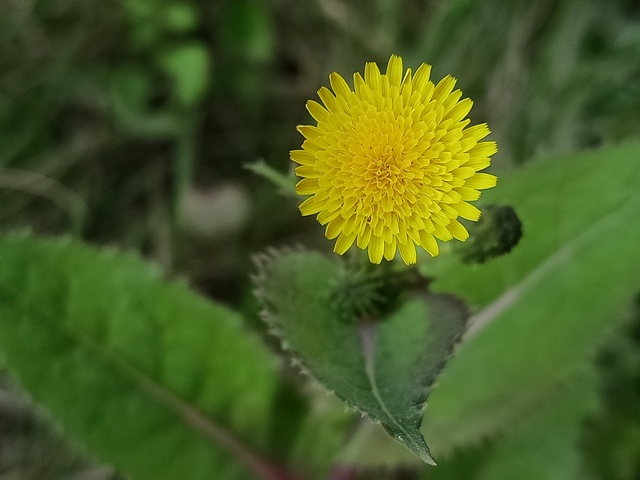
[365,150,401,189]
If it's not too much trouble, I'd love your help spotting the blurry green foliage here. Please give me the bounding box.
[157,42,211,107]
[220,0,275,63]
[123,0,199,49]
[581,294,640,480]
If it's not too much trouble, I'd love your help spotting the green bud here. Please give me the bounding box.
[459,204,522,264]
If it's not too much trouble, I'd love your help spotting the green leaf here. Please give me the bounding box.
[337,420,424,469]
[425,373,600,480]
[286,387,356,476]
[472,376,598,480]
[0,234,288,480]
[157,42,211,107]
[255,251,468,464]
[420,141,640,455]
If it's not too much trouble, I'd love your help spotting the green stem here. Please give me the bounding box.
[170,110,199,268]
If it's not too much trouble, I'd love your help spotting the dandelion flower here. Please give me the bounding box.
[291,55,497,265]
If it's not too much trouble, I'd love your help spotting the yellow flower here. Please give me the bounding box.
[291,55,497,265]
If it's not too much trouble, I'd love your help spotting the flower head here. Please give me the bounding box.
[291,55,497,265]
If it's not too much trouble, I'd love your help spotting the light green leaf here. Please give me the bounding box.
[0,234,287,480]
[425,373,600,480]
[286,386,357,476]
[472,376,599,480]
[255,251,468,464]
[420,141,640,455]
[157,42,211,107]
[337,420,423,469]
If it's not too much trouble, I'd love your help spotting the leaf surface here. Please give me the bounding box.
[255,251,468,463]
[425,373,599,480]
[0,235,291,480]
[420,141,640,454]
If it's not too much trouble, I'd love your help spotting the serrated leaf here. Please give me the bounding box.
[420,141,640,455]
[0,234,290,480]
[255,251,468,464]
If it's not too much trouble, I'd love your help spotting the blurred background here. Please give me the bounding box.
[1,0,639,478]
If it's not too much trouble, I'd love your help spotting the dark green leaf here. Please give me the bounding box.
[255,251,468,464]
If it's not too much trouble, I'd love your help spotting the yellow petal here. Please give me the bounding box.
[334,232,356,255]
[433,223,453,241]
[317,86,338,113]
[442,89,462,113]
[433,75,457,102]
[386,55,403,87]
[447,219,469,241]
[317,208,340,224]
[454,202,481,221]
[454,186,481,201]
[463,123,491,143]
[299,197,324,215]
[469,141,498,158]
[295,165,320,178]
[306,100,329,122]
[296,125,321,139]
[384,237,397,261]
[465,173,497,189]
[413,63,432,93]
[295,178,318,195]
[419,230,439,257]
[353,72,366,95]
[326,215,346,239]
[464,158,491,170]
[290,149,316,165]
[329,72,352,98]
[398,241,417,265]
[368,235,384,264]
[445,97,473,122]
[357,224,372,249]
[364,61,382,91]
